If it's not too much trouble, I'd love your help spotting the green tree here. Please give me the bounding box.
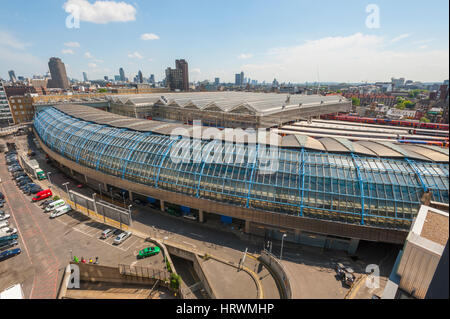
[351,97,360,106]
[98,88,107,93]
[420,117,430,123]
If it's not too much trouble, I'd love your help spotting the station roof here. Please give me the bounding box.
[107,92,349,116]
[50,104,449,163]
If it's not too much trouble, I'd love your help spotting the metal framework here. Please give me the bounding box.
[34,107,450,230]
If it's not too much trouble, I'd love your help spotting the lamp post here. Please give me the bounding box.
[47,171,52,185]
[98,183,102,199]
[280,233,287,260]
[128,204,133,226]
[62,182,69,198]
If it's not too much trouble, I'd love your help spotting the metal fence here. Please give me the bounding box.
[69,190,132,226]
[119,264,169,281]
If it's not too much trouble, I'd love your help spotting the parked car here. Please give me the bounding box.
[0,227,17,236]
[25,186,43,196]
[0,214,10,221]
[39,199,54,208]
[0,221,10,229]
[0,234,18,243]
[32,189,51,201]
[0,240,18,252]
[49,204,71,218]
[0,192,4,201]
[100,228,115,239]
[17,179,32,187]
[0,248,21,262]
[113,231,132,245]
[12,172,26,179]
[137,246,160,259]
[10,167,23,173]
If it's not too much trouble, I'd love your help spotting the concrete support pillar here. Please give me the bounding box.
[104,183,108,192]
[294,229,301,243]
[347,238,360,255]
[129,191,133,202]
[84,174,88,183]
[69,168,74,176]
[199,210,204,223]
[160,200,165,212]
[244,220,250,234]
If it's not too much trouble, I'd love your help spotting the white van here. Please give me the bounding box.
[45,199,65,212]
[50,204,72,219]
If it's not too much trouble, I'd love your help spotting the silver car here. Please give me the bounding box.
[113,231,132,245]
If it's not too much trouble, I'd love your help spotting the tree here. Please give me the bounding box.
[351,97,360,106]
[420,117,430,123]
[98,88,107,93]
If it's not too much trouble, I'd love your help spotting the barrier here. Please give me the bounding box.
[259,250,292,299]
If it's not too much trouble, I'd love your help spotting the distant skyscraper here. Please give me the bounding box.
[149,74,155,84]
[119,68,126,82]
[137,70,143,84]
[8,70,17,83]
[104,76,109,81]
[166,59,189,91]
[48,57,70,89]
[114,75,120,81]
[83,72,88,82]
[176,59,189,91]
[215,77,220,86]
[235,72,244,86]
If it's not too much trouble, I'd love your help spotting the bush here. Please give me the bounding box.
[165,257,172,273]
[53,196,60,201]
[170,273,181,290]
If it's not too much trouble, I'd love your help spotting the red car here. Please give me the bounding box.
[32,189,52,202]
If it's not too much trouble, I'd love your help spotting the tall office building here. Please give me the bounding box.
[165,59,189,91]
[0,81,13,127]
[235,72,244,86]
[214,77,220,86]
[119,68,126,82]
[8,70,17,83]
[149,74,155,84]
[48,57,70,89]
[137,70,144,84]
[83,72,88,82]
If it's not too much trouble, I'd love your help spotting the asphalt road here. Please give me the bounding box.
[0,142,164,298]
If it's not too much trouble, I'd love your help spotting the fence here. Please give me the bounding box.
[260,249,292,299]
[119,264,169,281]
[67,190,132,229]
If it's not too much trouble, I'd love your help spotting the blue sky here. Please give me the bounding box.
[0,0,448,83]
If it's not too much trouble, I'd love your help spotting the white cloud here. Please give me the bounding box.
[242,33,449,82]
[141,33,159,40]
[63,0,136,24]
[88,62,98,68]
[84,52,93,58]
[391,33,411,43]
[62,49,75,54]
[238,53,253,59]
[191,68,201,74]
[0,30,30,50]
[128,51,143,59]
[64,41,80,48]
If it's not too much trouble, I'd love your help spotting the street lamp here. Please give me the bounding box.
[128,204,133,225]
[62,182,69,196]
[47,172,52,185]
[280,233,287,260]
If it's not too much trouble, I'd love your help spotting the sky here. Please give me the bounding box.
[0,0,449,83]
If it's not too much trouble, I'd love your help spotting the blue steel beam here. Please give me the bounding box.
[405,158,428,192]
[95,129,127,170]
[350,153,365,225]
[299,148,305,217]
[155,136,181,188]
[196,139,218,198]
[59,121,93,157]
[246,143,259,208]
[121,132,152,179]
[73,125,106,163]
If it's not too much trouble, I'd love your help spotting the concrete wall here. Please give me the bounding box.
[259,250,292,299]
[164,242,217,299]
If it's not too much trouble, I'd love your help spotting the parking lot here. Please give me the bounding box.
[0,137,165,298]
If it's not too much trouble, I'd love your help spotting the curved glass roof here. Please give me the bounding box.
[34,107,449,230]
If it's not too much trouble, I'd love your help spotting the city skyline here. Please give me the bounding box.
[0,0,449,83]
